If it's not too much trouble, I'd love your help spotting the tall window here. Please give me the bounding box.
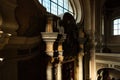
[39,0,74,16]
[113,19,120,35]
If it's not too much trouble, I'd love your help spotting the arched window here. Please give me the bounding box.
[38,0,74,16]
[113,19,120,35]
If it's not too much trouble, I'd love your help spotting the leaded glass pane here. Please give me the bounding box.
[119,19,120,23]
[118,24,120,30]
[58,6,63,15]
[43,0,50,12]
[38,0,74,16]
[114,30,118,35]
[114,19,118,25]
[64,0,68,9]
[58,0,63,7]
[114,24,118,30]
[118,30,120,35]
[51,2,57,15]
[64,9,68,13]
[51,0,57,3]
[113,19,120,35]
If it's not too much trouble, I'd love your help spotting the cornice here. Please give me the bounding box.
[5,36,41,49]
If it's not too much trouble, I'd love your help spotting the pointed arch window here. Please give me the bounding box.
[113,19,120,35]
[38,0,74,16]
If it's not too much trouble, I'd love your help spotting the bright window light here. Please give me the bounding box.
[0,58,4,62]
[113,19,120,35]
[38,0,74,16]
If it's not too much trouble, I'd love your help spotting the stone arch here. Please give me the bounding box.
[97,68,120,80]
[73,0,83,23]
[82,0,92,32]
[97,67,120,74]
[96,62,120,72]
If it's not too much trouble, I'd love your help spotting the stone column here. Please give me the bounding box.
[78,52,84,80]
[75,51,84,80]
[41,16,58,80]
[41,32,58,80]
[89,42,96,80]
[54,34,66,80]
[75,29,84,80]
[54,49,63,80]
[89,34,97,80]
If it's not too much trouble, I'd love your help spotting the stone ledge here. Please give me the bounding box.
[5,36,41,49]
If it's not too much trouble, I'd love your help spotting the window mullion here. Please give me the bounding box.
[57,0,58,15]
[50,0,51,13]
[63,0,64,13]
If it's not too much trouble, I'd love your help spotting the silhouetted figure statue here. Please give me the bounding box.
[60,12,79,56]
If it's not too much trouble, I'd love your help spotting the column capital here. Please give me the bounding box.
[41,32,58,42]
[41,32,58,57]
